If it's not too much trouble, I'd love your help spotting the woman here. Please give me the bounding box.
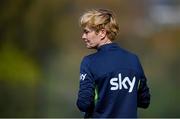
[76,9,150,118]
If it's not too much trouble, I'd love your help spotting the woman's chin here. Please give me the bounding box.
[85,43,96,49]
[86,44,93,49]
[86,45,92,49]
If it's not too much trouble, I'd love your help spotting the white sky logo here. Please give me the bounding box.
[80,73,87,81]
[110,73,136,93]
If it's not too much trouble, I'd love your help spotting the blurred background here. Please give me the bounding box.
[0,0,180,117]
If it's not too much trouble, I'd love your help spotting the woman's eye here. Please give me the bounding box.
[83,30,90,34]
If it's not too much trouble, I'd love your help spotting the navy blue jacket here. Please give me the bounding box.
[76,43,150,118]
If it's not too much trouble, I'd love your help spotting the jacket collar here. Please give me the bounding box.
[97,43,119,51]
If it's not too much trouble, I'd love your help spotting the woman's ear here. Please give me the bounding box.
[99,29,107,40]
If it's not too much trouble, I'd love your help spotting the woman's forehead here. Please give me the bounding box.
[83,26,94,32]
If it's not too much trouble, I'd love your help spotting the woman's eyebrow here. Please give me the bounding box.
[83,29,90,33]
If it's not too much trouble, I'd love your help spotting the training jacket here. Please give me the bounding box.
[76,43,150,118]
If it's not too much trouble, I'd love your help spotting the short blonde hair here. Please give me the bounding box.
[80,9,119,41]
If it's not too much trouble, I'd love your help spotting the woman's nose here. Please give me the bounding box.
[82,33,86,40]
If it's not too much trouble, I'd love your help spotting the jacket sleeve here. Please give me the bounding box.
[76,56,95,113]
[137,58,151,109]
